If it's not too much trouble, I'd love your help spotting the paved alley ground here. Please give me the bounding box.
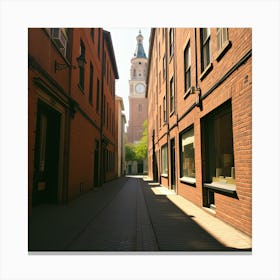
[28,176,251,252]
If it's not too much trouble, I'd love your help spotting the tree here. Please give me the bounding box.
[134,120,148,160]
[125,120,148,161]
[125,143,136,161]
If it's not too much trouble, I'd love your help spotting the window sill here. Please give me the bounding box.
[215,40,232,62]
[169,110,175,117]
[199,63,213,81]
[161,173,168,178]
[203,182,236,194]
[180,176,196,186]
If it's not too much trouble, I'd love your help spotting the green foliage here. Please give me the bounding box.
[134,120,148,160]
[125,120,148,161]
[125,143,136,161]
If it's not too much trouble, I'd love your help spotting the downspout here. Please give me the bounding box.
[195,28,198,90]
[194,28,202,109]
[165,28,170,187]
[173,28,178,192]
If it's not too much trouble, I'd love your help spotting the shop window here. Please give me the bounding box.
[161,144,168,176]
[180,127,195,181]
[204,101,235,185]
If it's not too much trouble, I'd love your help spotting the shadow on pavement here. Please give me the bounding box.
[140,179,251,252]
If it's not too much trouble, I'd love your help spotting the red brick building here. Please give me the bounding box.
[28,28,118,212]
[146,28,252,236]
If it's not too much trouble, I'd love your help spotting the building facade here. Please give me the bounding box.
[146,28,252,236]
[115,96,126,177]
[28,28,119,212]
[127,31,148,144]
[126,31,148,175]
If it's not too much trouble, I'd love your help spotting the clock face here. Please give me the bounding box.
[135,83,145,93]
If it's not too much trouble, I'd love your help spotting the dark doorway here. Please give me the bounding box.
[152,130,158,182]
[137,161,143,174]
[33,101,61,205]
[170,138,176,191]
[128,164,132,174]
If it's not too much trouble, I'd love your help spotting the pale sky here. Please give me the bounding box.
[106,27,151,128]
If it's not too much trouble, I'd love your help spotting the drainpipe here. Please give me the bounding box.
[165,28,170,188]
[194,28,202,110]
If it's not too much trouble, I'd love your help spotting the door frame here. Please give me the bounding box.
[35,89,66,203]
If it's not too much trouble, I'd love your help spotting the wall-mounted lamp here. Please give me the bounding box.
[55,54,86,72]
[190,86,202,108]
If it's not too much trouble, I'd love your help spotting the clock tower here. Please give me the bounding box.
[127,30,148,144]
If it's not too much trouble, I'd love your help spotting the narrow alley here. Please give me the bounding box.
[28,176,251,252]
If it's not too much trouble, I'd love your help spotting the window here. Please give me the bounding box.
[51,28,68,57]
[180,127,195,179]
[169,28,174,57]
[96,78,100,112]
[90,28,94,42]
[184,42,191,94]
[133,69,136,77]
[163,96,167,122]
[104,54,106,77]
[78,40,85,90]
[138,104,142,112]
[89,63,93,105]
[163,55,166,80]
[200,28,211,72]
[169,77,174,113]
[204,101,235,185]
[216,28,228,51]
[161,144,168,175]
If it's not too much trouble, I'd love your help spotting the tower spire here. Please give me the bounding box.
[134,30,147,59]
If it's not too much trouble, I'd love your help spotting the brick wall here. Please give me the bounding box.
[147,28,252,236]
